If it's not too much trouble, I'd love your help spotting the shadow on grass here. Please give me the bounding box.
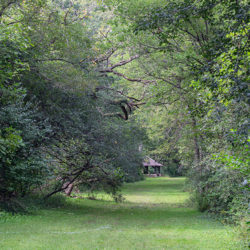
[25,198,224,234]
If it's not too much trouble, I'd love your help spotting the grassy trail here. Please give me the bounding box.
[0,177,244,249]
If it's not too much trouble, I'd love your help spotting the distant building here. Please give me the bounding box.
[143,157,163,177]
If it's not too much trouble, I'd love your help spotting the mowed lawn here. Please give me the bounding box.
[0,177,245,250]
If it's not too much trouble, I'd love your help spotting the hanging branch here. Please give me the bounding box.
[97,99,146,120]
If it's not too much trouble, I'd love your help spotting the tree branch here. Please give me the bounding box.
[0,0,17,18]
[44,160,92,199]
[100,55,140,72]
[95,86,142,102]
[111,70,154,85]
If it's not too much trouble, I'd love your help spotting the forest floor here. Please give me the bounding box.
[0,177,245,250]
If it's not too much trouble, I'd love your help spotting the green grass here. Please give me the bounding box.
[0,177,245,249]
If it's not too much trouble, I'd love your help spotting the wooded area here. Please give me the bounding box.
[0,0,249,248]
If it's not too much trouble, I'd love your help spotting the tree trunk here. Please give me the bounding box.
[191,116,202,176]
[64,183,74,196]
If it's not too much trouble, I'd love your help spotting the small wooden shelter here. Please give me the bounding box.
[143,157,163,176]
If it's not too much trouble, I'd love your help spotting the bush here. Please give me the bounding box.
[188,159,249,223]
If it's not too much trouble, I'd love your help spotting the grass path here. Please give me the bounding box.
[0,177,245,249]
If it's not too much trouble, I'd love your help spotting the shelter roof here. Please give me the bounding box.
[143,157,163,167]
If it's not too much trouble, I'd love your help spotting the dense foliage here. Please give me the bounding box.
[0,0,145,206]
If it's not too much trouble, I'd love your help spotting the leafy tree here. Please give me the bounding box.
[102,0,249,220]
[0,0,145,205]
